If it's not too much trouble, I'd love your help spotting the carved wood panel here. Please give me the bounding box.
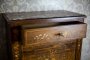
[22,40,76,60]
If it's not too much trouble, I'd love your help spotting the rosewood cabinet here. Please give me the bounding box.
[1,10,87,60]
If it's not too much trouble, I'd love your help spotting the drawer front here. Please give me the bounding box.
[22,23,86,50]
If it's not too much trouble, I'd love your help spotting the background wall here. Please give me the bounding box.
[0,0,90,60]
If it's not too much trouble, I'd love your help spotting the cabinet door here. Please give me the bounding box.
[22,40,76,60]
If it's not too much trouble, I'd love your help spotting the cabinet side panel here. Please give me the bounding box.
[0,14,9,60]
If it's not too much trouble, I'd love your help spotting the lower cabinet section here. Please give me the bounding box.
[12,39,83,60]
[22,40,76,60]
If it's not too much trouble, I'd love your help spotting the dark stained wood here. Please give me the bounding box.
[8,17,84,27]
[0,14,8,60]
[3,10,86,21]
[3,10,86,27]
[0,10,87,60]
[0,14,12,60]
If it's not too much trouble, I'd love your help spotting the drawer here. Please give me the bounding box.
[21,22,87,51]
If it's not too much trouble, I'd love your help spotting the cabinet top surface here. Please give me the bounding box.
[3,10,86,21]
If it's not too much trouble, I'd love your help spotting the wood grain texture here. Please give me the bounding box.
[1,10,87,60]
[75,39,83,60]
[22,23,86,51]
[20,22,87,60]
[22,40,76,60]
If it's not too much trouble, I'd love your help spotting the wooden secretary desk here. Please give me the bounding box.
[0,10,87,60]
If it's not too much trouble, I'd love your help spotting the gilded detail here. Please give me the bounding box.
[12,42,20,60]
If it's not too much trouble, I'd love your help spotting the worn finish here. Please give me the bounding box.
[3,10,86,27]
[4,10,86,21]
[1,10,87,60]
[22,23,86,50]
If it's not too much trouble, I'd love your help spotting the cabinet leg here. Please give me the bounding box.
[75,39,82,60]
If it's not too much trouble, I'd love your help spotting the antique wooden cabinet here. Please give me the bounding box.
[1,10,87,60]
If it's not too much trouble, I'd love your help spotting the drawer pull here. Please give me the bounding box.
[55,33,64,37]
